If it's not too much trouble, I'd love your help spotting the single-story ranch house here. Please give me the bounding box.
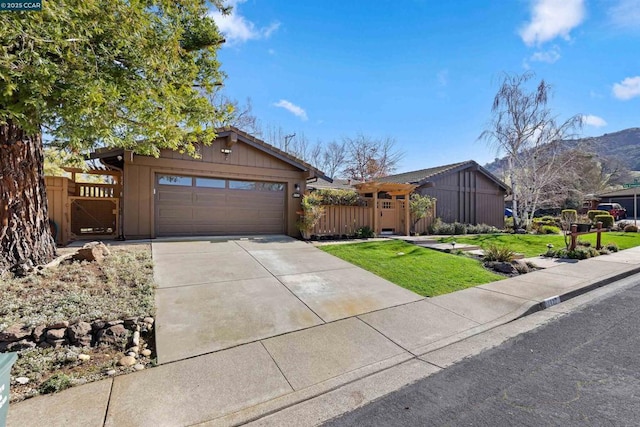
[597,187,638,217]
[378,160,510,228]
[46,127,330,243]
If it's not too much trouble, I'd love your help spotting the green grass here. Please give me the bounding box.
[319,240,504,297]
[438,232,640,258]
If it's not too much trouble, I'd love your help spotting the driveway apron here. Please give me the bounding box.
[152,236,422,363]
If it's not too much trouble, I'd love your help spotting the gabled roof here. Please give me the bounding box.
[308,177,360,190]
[89,127,332,182]
[216,127,332,182]
[379,160,510,191]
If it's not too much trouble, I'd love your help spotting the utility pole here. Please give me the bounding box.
[284,133,295,152]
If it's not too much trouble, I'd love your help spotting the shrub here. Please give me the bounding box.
[577,240,591,247]
[566,246,596,260]
[504,217,514,231]
[466,223,500,234]
[539,225,560,234]
[483,244,515,262]
[561,209,578,225]
[39,373,73,394]
[355,226,375,238]
[594,214,614,229]
[453,222,467,235]
[587,210,610,222]
[313,188,360,206]
[624,224,639,233]
[605,242,619,252]
[297,193,325,236]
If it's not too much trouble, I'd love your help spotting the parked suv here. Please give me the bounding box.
[596,203,627,220]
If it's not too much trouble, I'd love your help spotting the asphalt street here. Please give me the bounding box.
[325,275,640,426]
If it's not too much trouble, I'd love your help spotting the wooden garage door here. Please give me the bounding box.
[155,174,286,236]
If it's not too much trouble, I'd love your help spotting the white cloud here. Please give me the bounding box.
[529,46,561,63]
[608,0,640,30]
[273,100,308,121]
[582,115,607,127]
[519,0,586,46]
[210,0,280,45]
[613,76,640,100]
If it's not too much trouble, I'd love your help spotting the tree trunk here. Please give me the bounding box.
[508,156,520,229]
[1,121,56,275]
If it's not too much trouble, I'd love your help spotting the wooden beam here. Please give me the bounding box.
[405,195,410,236]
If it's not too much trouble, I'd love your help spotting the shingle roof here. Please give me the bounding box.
[379,161,470,184]
[217,126,332,182]
[598,187,640,197]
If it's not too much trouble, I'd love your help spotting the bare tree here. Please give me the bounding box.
[480,72,582,228]
[319,140,347,179]
[211,95,262,135]
[342,134,403,181]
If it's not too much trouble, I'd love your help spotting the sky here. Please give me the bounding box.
[211,0,640,174]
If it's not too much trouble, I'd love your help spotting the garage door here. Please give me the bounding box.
[155,174,286,236]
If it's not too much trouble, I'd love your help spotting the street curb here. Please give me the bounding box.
[519,266,640,317]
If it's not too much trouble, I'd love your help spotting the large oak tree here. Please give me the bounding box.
[0,1,228,274]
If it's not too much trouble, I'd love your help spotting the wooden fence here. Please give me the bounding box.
[310,203,435,237]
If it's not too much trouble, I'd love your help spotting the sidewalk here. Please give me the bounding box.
[7,247,640,427]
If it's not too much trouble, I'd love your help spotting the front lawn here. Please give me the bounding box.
[319,240,504,297]
[438,232,640,257]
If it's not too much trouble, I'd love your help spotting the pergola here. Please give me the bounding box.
[353,182,417,235]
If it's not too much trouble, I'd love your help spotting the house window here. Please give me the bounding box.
[158,175,192,186]
[195,178,226,188]
[229,180,256,190]
[256,183,285,192]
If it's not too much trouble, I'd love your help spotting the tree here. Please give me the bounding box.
[0,1,227,274]
[319,140,347,179]
[211,95,261,135]
[342,134,403,181]
[480,72,582,228]
[409,193,436,233]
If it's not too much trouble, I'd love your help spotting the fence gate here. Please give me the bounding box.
[70,197,119,238]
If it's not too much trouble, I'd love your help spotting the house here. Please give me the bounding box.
[378,160,510,228]
[46,127,330,243]
[597,187,638,218]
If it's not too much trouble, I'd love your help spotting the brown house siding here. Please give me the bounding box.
[417,168,505,228]
[121,137,308,239]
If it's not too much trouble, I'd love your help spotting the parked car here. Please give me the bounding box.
[596,203,627,221]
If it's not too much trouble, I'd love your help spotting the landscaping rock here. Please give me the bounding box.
[73,241,111,263]
[131,331,140,347]
[118,355,136,367]
[512,260,531,274]
[133,364,145,371]
[96,324,127,345]
[141,349,152,357]
[106,369,117,376]
[78,354,91,362]
[48,339,68,348]
[487,261,518,275]
[0,324,32,342]
[76,336,93,347]
[143,317,154,325]
[128,346,139,354]
[47,320,70,329]
[91,320,106,332]
[46,328,67,341]
[7,340,36,351]
[123,317,138,329]
[15,377,30,385]
[105,320,123,327]
[68,322,92,344]
[32,324,47,343]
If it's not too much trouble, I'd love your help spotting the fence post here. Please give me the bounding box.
[570,224,578,251]
[596,221,602,250]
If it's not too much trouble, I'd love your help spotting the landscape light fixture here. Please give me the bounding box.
[451,241,456,249]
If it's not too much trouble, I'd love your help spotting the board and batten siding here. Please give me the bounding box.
[122,137,308,239]
[417,167,505,228]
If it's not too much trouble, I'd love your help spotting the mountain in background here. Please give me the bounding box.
[484,127,640,174]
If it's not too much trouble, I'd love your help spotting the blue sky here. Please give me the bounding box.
[211,0,640,173]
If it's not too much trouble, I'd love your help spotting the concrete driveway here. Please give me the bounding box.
[152,235,423,363]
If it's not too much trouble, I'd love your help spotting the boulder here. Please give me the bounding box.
[96,324,128,345]
[73,242,111,263]
[68,322,92,344]
[0,324,33,342]
[46,328,67,341]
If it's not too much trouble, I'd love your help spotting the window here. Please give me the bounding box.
[257,182,285,192]
[195,178,225,188]
[229,180,256,190]
[158,175,192,186]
